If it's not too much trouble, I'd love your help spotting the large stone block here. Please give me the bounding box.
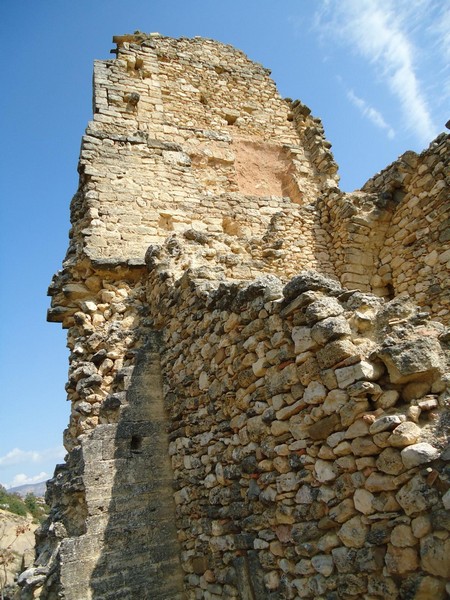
[377,337,446,384]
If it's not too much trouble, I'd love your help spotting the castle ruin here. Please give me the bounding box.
[19,34,449,599]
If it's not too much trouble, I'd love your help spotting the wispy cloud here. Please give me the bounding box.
[314,0,438,145]
[430,4,450,61]
[347,89,395,139]
[426,3,450,103]
[0,447,65,468]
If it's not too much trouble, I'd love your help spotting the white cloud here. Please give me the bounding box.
[314,0,438,145]
[0,447,65,468]
[8,472,49,488]
[347,89,395,139]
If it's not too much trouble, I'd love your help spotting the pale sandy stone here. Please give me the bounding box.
[276,398,306,420]
[413,576,447,600]
[344,419,370,439]
[390,524,417,547]
[303,381,327,404]
[295,559,314,575]
[376,389,400,409]
[388,422,421,447]
[369,414,405,434]
[292,326,315,353]
[273,457,290,474]
[314,459,338,482]
[336,360,383,389]
[411,515,432,539]
[420,535,450,578]
[442,489,450,510]
[322,389,348,415]
[276,472,300,493]
[385,544,419,574]
[400,442,440,468]
[365,472,397,492]
[376,447,405,475]
[353,489,375,515]
[351,436,381,456]
[337,516,368,548]
[396,474,439,516]
[311,554,334,576]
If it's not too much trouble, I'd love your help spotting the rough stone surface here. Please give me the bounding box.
[401,442,441,469]
[0,510,37,591]
[24,33,450,600]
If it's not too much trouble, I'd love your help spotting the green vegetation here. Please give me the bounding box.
[0,486,48,523]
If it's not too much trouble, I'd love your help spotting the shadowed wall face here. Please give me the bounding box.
[54,334,184,600]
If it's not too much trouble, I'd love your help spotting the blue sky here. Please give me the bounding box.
[0,0,448,489]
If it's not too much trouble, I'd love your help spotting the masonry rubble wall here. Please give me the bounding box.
[19,33,450,600]
[74,34,338,269]
[362,134,450,319]
[144,258,450,600]
[66,32,450,321]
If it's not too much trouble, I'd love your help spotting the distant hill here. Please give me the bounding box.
[9,481,47,498]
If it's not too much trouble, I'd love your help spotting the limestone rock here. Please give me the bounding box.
[401,442,440,469]
[396,474,439,516]
[283,271,342,301]
[303,381,327,405]
[390,524,416,547]
[388,422,421,447]
[385,544,419,574]
[353,488,375,515]
[311,316,351,345]
[316,339,359,370]
[376,389,400,409]
[335,360,383,388]
[420,534,450,577]
[314,459,338,482]
[337,516,368,548]
[305,297,344,324]
[331,546,358,573]
[351,436,381,456]
[292,326,316,354]
[410,576,447,600]
[311,554,334,576]
[365,472,397,492]
[376,447,405,475]
[369,414,405,434]
[377,337,446,384]
[308,413,339,440]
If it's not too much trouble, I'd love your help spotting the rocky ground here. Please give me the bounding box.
[0,510,37,598]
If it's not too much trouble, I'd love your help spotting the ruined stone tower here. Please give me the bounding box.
[20,34,449,599]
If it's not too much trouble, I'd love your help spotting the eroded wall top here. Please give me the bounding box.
[71,33,338,267]
[51,34,449,331]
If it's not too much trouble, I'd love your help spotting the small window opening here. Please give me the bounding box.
[130,435,143,454]
[386,283,395,300]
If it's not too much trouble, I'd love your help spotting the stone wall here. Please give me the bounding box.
[19,34,450,600]
[144,261,450,600]
[22,270,185,599]
[74,34,338,268]
[363,134,450,320]
[57,33,449,320]
[317,133,450,318]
